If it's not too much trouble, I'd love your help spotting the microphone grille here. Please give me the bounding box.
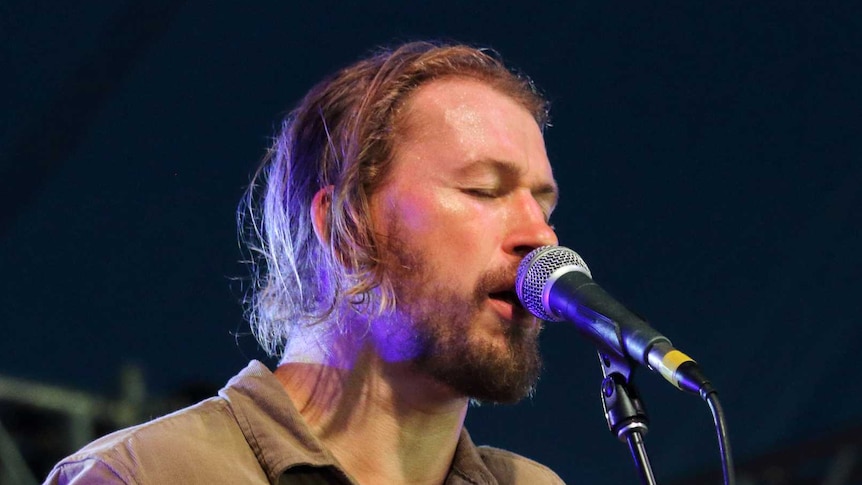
[516,246,591,321]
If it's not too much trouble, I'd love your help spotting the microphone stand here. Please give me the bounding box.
[597,351,656,485]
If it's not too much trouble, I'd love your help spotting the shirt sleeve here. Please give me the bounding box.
[44,458,130,485]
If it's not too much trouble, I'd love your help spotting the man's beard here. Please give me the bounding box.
[378,232,543,404]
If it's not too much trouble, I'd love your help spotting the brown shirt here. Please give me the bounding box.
[45,361,564,484]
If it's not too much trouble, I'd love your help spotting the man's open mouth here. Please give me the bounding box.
[489,290,522,309]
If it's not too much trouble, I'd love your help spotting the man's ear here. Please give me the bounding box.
[310,185,334,245]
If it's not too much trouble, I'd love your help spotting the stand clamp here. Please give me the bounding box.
[598,351,657,485]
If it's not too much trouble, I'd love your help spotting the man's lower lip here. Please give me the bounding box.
[488,297,517,320]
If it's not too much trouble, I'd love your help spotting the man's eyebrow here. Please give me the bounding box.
[457,158,559,202]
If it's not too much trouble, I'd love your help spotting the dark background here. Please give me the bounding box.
[2,2,861,483]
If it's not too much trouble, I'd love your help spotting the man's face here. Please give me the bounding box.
[368,77,559,403]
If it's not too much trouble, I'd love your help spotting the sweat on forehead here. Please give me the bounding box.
[393,73,548,140]
[389,77,550,182]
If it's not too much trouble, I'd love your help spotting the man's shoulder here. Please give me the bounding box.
[45,396,265,484]
[80,395,238,455]
[476,445,566,484]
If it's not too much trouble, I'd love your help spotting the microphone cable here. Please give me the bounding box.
[704,391,735,485]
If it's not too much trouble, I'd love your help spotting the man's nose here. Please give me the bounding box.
[504,190,559,257]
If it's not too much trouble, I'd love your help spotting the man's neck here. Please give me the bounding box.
[274,349,469,485]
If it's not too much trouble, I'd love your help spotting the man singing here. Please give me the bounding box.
[46,41,564,484]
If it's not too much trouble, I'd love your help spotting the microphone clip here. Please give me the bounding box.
[598,351,649,441]
[596,351,658,484]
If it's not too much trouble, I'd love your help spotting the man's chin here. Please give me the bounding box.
[414,332,543,405]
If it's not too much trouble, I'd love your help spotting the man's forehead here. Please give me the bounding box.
[393,77,554,180]
[398,77,534,134]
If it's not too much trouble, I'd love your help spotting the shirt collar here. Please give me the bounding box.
[220,361,340,482]
[220,360,498,485]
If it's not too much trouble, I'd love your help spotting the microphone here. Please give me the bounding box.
[516,245,713,397]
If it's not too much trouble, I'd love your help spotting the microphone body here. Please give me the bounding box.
[516,246,712,396]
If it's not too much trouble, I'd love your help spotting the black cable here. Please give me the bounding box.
[705,391,736,485]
